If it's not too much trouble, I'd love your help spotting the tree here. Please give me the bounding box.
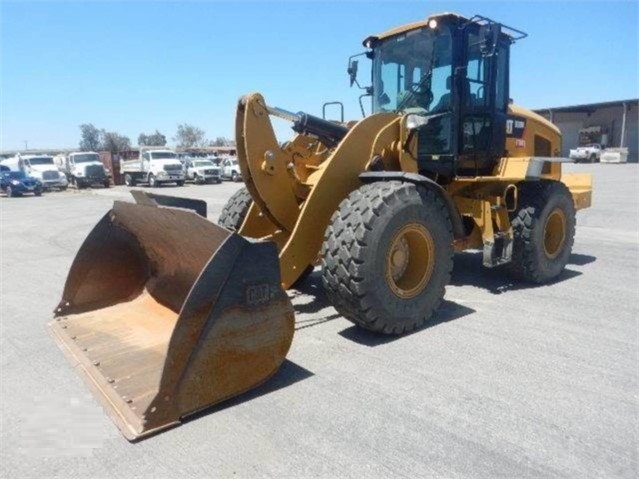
[100,130,131,154]
[138,130,167,147]
[79,123,101,151]
[211,136,231,147]
[173,124,206,148]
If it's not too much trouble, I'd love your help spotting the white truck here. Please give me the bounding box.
[569,143,603,163]
[184,158,222,184]
[56,151,110,188]
[121,148,185,187]
[220,156,242,182]
[1,154,68,190]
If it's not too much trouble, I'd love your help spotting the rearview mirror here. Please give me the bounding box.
[348,60,358,87]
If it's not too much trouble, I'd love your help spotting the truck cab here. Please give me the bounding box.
[64,152,110,189]
[121,148,185,187]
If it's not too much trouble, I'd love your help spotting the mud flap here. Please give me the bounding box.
[48,196,295,441]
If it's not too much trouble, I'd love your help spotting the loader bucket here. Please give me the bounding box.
[47,196,295,441]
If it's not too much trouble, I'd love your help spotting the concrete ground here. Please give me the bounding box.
[1,164,637,478]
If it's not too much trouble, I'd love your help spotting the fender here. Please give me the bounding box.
[359,171,465,239]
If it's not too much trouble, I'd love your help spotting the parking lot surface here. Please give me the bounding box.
[1,164,637,478]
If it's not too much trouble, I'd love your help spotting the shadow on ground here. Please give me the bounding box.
[568,253,597,266]
[184,359,313,423]
[286,252,592,343]
[338,299,476,347]
[450,252,588,294]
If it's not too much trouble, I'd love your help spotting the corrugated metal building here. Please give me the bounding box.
[534,99,638,162]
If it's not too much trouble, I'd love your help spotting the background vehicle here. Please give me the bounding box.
[569,143,603,163]
[1,166,43,197]
[50,12,592,441]
[220,157,242,181]
[185,158,221,184]
[1,154,67,191]
[57,152,110,188]
[121,148,185,187]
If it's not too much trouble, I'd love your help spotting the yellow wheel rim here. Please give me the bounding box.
[543,208,566,259]
[385,224,435,299]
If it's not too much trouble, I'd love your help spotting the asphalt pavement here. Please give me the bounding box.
[1,164,637,478]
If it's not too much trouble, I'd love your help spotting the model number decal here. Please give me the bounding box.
[506,116,527,139]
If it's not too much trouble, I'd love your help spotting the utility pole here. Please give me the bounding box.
[24,140,28,151]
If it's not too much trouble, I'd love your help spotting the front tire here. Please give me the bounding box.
[508,181,576,283]
[322,181,453,335]
[6,186,13,197]
[34,188,42,196]
[176,180,184,187]
[148,174,157,188]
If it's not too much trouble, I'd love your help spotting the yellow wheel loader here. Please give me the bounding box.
[49,13,592,440]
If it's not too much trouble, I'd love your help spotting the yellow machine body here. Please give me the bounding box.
[235,93,592,285]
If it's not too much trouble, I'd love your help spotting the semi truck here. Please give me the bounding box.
[55,151,110,188]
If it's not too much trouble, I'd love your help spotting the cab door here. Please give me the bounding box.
[457,29,509,175]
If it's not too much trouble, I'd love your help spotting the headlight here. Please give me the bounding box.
[11,180,20,185]
[157,171,167,178]
[76,171,84,177]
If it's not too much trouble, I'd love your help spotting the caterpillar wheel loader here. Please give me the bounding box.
[48,13,592,441]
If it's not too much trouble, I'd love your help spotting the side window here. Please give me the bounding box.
[142,152,150,161]
[465,32,489,109]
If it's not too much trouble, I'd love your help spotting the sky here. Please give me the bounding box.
[1,0,637,151]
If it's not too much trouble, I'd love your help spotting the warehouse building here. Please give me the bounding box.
[534,99,638,162]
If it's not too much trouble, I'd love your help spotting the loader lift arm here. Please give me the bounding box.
[235,92,401,288]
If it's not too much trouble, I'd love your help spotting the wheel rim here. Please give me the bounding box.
[385,223,435,299]
[543,208,566,259]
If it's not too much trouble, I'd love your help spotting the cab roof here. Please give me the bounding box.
[363,12,467,46]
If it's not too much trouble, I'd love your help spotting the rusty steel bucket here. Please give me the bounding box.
[47,193,294,441]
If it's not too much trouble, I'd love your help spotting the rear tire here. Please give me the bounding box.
[321,181,453,335]
[176,180,184,187]
[218,187,252,232]
[508,181,576,283]
[35,188,42,196]
[103,179,110,188]
[589,154,596,163]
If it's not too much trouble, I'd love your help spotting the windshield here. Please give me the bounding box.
[73,154,100,163]
[27,157,54,166]
[194,160,214,167]
[150,152,177,160]
[372,25,452,114]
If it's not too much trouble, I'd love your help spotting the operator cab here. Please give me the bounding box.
[355,13,526,181]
